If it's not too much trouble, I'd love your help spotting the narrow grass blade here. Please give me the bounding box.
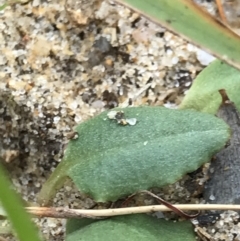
[114,0,240,70]
[0,165,41,241]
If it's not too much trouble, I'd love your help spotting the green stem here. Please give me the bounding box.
[37,160,69,206]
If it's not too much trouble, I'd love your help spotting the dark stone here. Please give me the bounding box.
[203,90,240,205]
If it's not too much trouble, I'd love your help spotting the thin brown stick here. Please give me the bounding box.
[120,191,199,219]
[26,207,104,219]
[25,204,240,219]
[216,0,227,23]
[140,190,199,219]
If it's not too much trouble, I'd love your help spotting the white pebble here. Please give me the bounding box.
[107,111,117,119]
[171,56,179,65]
[53,116,61,124]
[126,118,137,126]
[196,49,215,66]
[209,194,216,201]
[91,100,105,109]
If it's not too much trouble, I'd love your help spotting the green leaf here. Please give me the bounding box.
[180,60,240,114]
[0,3,8,10]
[114,0,240,71]
[0,164,41,241]
[66,214,196,241]
[0,0,28,11]
[39,106,230,204]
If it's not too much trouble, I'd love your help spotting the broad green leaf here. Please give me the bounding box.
[0,164,41,241]
[39,106,230,204]
[66,214,196,241]
[114,0,240,71]
[180,60,240,114]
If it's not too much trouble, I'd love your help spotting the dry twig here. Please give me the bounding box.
[216,0,227,22]
[25,204,240,219]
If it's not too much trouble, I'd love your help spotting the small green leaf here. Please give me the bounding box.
[39,106,230,204]
[0,164,41,241]
[0,3,8,10]
[180,60,240,114]
[66,214,196,241]
[114,0,240,71]
[0,0,28,11]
